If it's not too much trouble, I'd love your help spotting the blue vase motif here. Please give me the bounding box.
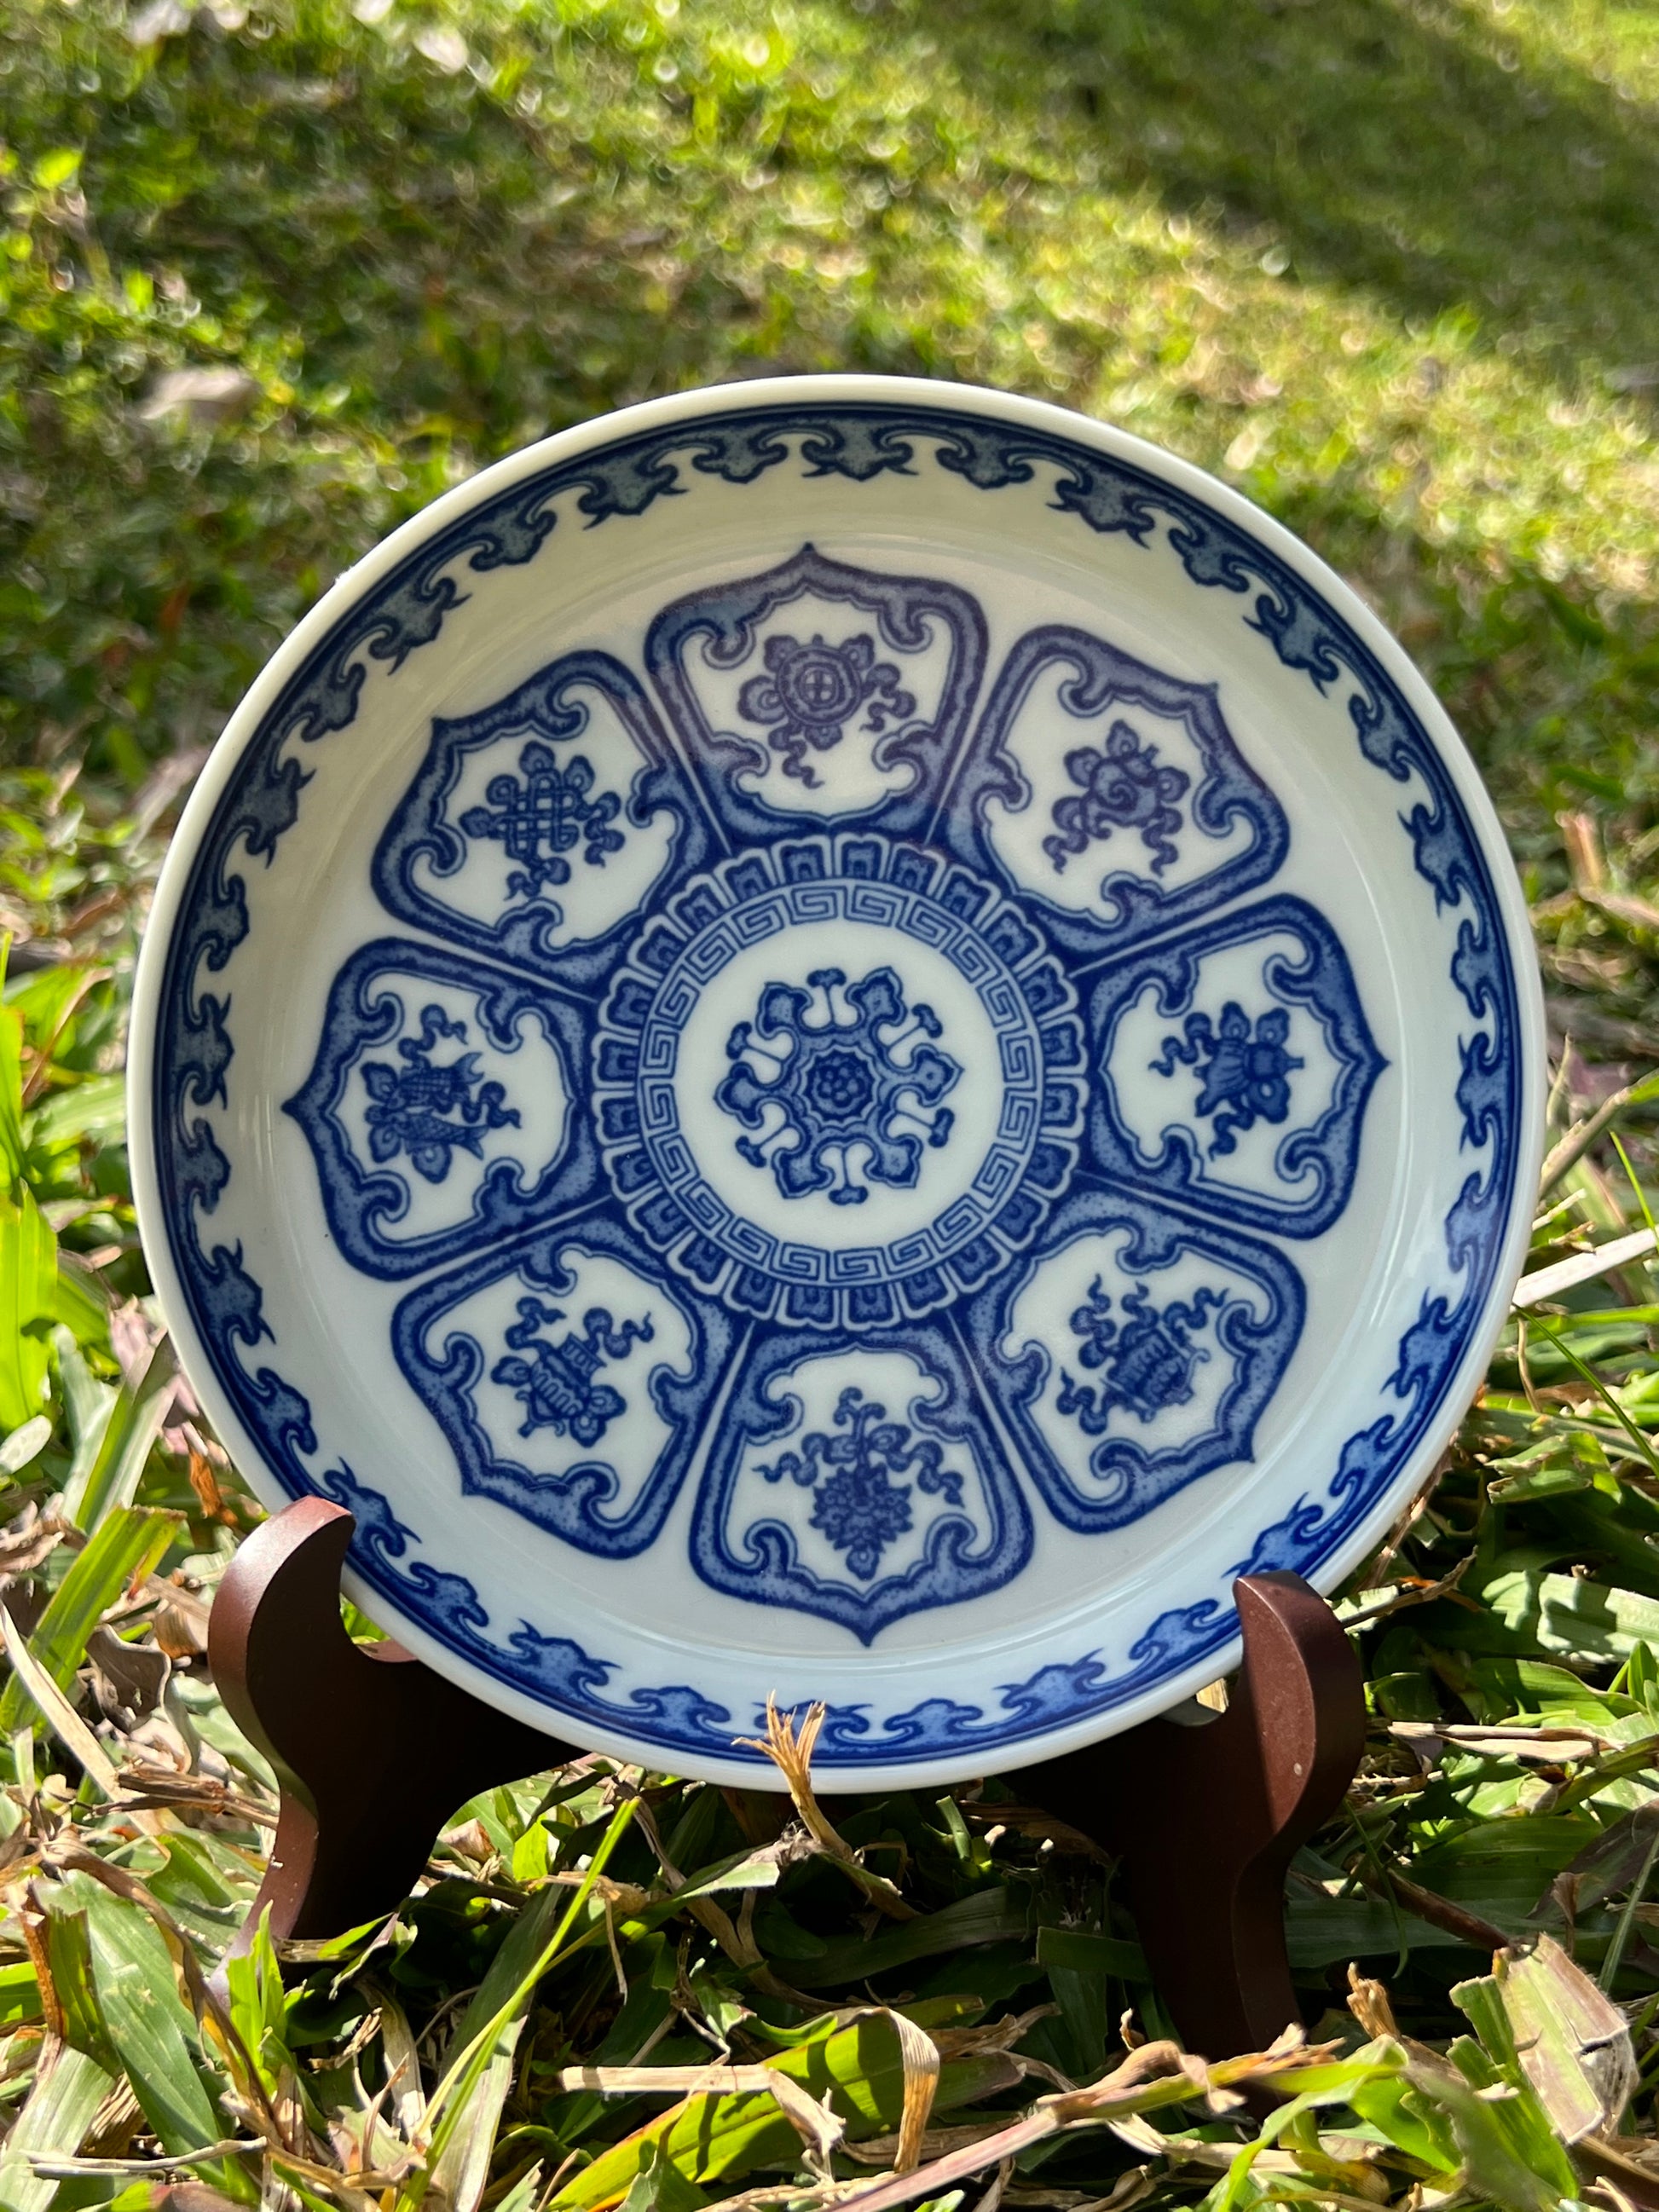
[281,541,1385,1639]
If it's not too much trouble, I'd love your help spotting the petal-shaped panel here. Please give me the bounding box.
[689,1323,1032,1643]
[645,545,987,840]
[1085,895,1385,1238]
[373,650,713,992]
[392,1214,733,1556]
[971,1188,1305,1531]
[284,939,593,1279]
[946,624,1287,961]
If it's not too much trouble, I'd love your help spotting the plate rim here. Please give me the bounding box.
[129,372,1546,1787]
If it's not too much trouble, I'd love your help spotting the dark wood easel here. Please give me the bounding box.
[208,1495,1365,2059]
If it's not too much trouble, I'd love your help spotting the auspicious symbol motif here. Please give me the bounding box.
[1152,1002,1304,1156]
[715,966,962,1205]
[1057,1277,1224,1430]
[1043,720,1190,877]
[361,1004,519,1184]
[759,1384,964,1580]
[737,632,915,786]
[460,739,624,902]
[491,1294,654,1446]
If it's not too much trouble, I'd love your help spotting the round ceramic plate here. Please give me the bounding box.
[131,375,1544,1788]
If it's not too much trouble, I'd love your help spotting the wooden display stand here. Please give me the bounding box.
[209,1495,1365,2059]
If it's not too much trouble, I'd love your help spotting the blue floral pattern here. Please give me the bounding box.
[276,555,1371,1637]
[759,1385,965,1581]
[149,394,1529,1774]
[715,966,962,1206]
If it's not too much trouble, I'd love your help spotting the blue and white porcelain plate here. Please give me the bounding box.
[130,377,1544,1788]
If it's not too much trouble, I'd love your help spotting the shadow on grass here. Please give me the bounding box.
[927,0,1657,384]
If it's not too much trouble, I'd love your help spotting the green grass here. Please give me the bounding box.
[3,0,1659,2203]
[3,0,1658,905]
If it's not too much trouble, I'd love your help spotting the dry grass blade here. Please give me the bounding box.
[1345,1967,1399,2042]
[1369,1866,1513,1953]
[25,2140,258,2177]
[765,2071,847,2180]
[841,2122,1012,2168]
[1107,2111,1381,2184]
[0,1603,120,1796]
[1503,1935,1638,2142]
[1043,2174,1154,2212]
[938,2013,1072,2094]
[1576,2136,1659,2210]
[1389,1718,1616,1764]
[1540,1074,1659,1195]
[819,2042,1303,2212]
[115,1764,279,1827]
[978,2157,1014,2212]
[376,1994,426,2150]
[547,2053,848,2176]
[535,1870,652,1912]
[737,1697,915,1920]
[0,1505,64,1574]
[547,2064,790,2095]
[1335,1556,1471,1632]
[625,1788,761,1970]
[935,2006,1061,2065]
[887,2012,939,2174]
[1514,1227,1659,1308]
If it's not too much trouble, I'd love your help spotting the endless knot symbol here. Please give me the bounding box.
[1057,1277,1224,1430]
[715,965,962,1206]
[737,632,915,787]
[361,1004,519,1185]
[490,1295,654,1447]
[1151,1001,1304,1156]
[759,1383,965,1580]
[1043,719,1190,877]
[460,739,624,902]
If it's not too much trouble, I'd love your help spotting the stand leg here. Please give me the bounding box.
[1014,1573,1365,2058]
[209,1497,571,1949]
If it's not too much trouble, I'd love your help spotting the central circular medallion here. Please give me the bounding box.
[593,835,1084,1330]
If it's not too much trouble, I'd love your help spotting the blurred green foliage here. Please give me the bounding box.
[1,0,1656,912]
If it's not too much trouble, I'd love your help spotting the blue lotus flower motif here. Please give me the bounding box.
[715,965,961,1206]
[288,539,1387,1645]
[758,1385,963,1581]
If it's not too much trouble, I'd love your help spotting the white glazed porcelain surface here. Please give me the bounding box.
[130,376,1544,1787]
